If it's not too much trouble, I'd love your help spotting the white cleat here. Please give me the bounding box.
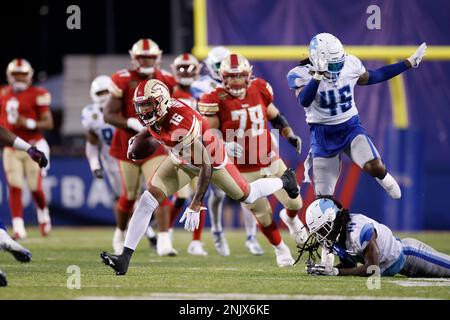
[187,240,208,256]
[37,207,51,237]
[12,218,27,240]
[273,241,294,267]
[212,231,230,257]
[279,209,309,245]
[157,232,178,257]
[0,229,32,263]
[112,228,125,255]
[245,236,264,255]
[376,173,401,199]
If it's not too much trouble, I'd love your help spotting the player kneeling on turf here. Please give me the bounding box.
[100,79,300,275]
[300,198,450,277]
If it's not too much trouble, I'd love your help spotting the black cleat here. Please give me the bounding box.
[0,270,7,287]
[280,168,300,199]
[147,236,157,251]
[100,252,129,276]
[1,241,32,263]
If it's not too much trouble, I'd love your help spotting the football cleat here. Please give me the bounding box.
[147,236,157,251]
[156,232,178,257]
[11,217,27,240]
[0,239,32,263]
[245,236,264,256]
[274,241,295,267]
[280,209,309,246]
[0,270,7,287]
[37,207,52,237]
[212,231,230,257]
[187,240,208,256]
[100,252,129,276]
[280,168,300,199]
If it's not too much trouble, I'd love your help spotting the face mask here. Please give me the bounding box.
[178,77,194,86]
[138,66,155,75]
[12,81,28,92]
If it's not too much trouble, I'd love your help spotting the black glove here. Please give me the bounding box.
[288,135,302,154]
[27,146,48,168]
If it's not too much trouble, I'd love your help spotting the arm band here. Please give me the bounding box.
[12,137,31,151]
[269,113,290,130]
[367,61,409,85]
[298,78,320,108]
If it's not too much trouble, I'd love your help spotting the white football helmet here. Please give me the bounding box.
[133,79,171,126]
[90,75,112,106]
[309,33,345,82]
[305,198,340,248]
[6,58,34,91]
[219,53,252,97]
[205,46,230,81]
[171,53,200,86]
[129,38,162,75]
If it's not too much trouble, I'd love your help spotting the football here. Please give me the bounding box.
[127,134,160,161]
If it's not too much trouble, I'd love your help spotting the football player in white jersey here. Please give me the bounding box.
[302,198,450,277]
[82,75,129,254]
[191,47,264,257]
[287,33,427,200]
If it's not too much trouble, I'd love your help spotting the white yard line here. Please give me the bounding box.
[76,292,434,300]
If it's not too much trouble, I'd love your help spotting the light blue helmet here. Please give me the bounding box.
[309,33,345,83]
[305,198,340,247]
[205,46,231,81]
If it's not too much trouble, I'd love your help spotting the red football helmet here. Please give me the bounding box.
[219,54,252,97]
[171,53,200,86]
[6,58,34,91]
[129,39,162,76]
[133,79,171,126]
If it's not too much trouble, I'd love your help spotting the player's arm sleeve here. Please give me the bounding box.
[255,79,274,105]
[358,223,376,251]
[36,90,51,113]
[364,61,409,85]
[81,107,91,130]
[198,94,219,116]
[109,73,126,98]
[287,67,318,108]
[178,116,202,148]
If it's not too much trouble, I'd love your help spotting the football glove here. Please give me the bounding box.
[407,43,427,68]
[313,51,328,73]
[287,135,302,154]
[225,141,244,158]
[27,146,48,168]
[306,263,339,276]
[180,206,206,232]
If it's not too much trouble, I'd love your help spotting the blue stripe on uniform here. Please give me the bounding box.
[365,135,379,159]
[403,246,450,269]
[0,220,6,231]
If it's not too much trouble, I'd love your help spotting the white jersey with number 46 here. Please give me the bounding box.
[287,54,366,125]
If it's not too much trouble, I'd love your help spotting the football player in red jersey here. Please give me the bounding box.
[0,124,47,286]
[199,54,309,255]
[168,53,208,255]
[0,58,53,239]
[100,79,300,275]
[104,39,178,256]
